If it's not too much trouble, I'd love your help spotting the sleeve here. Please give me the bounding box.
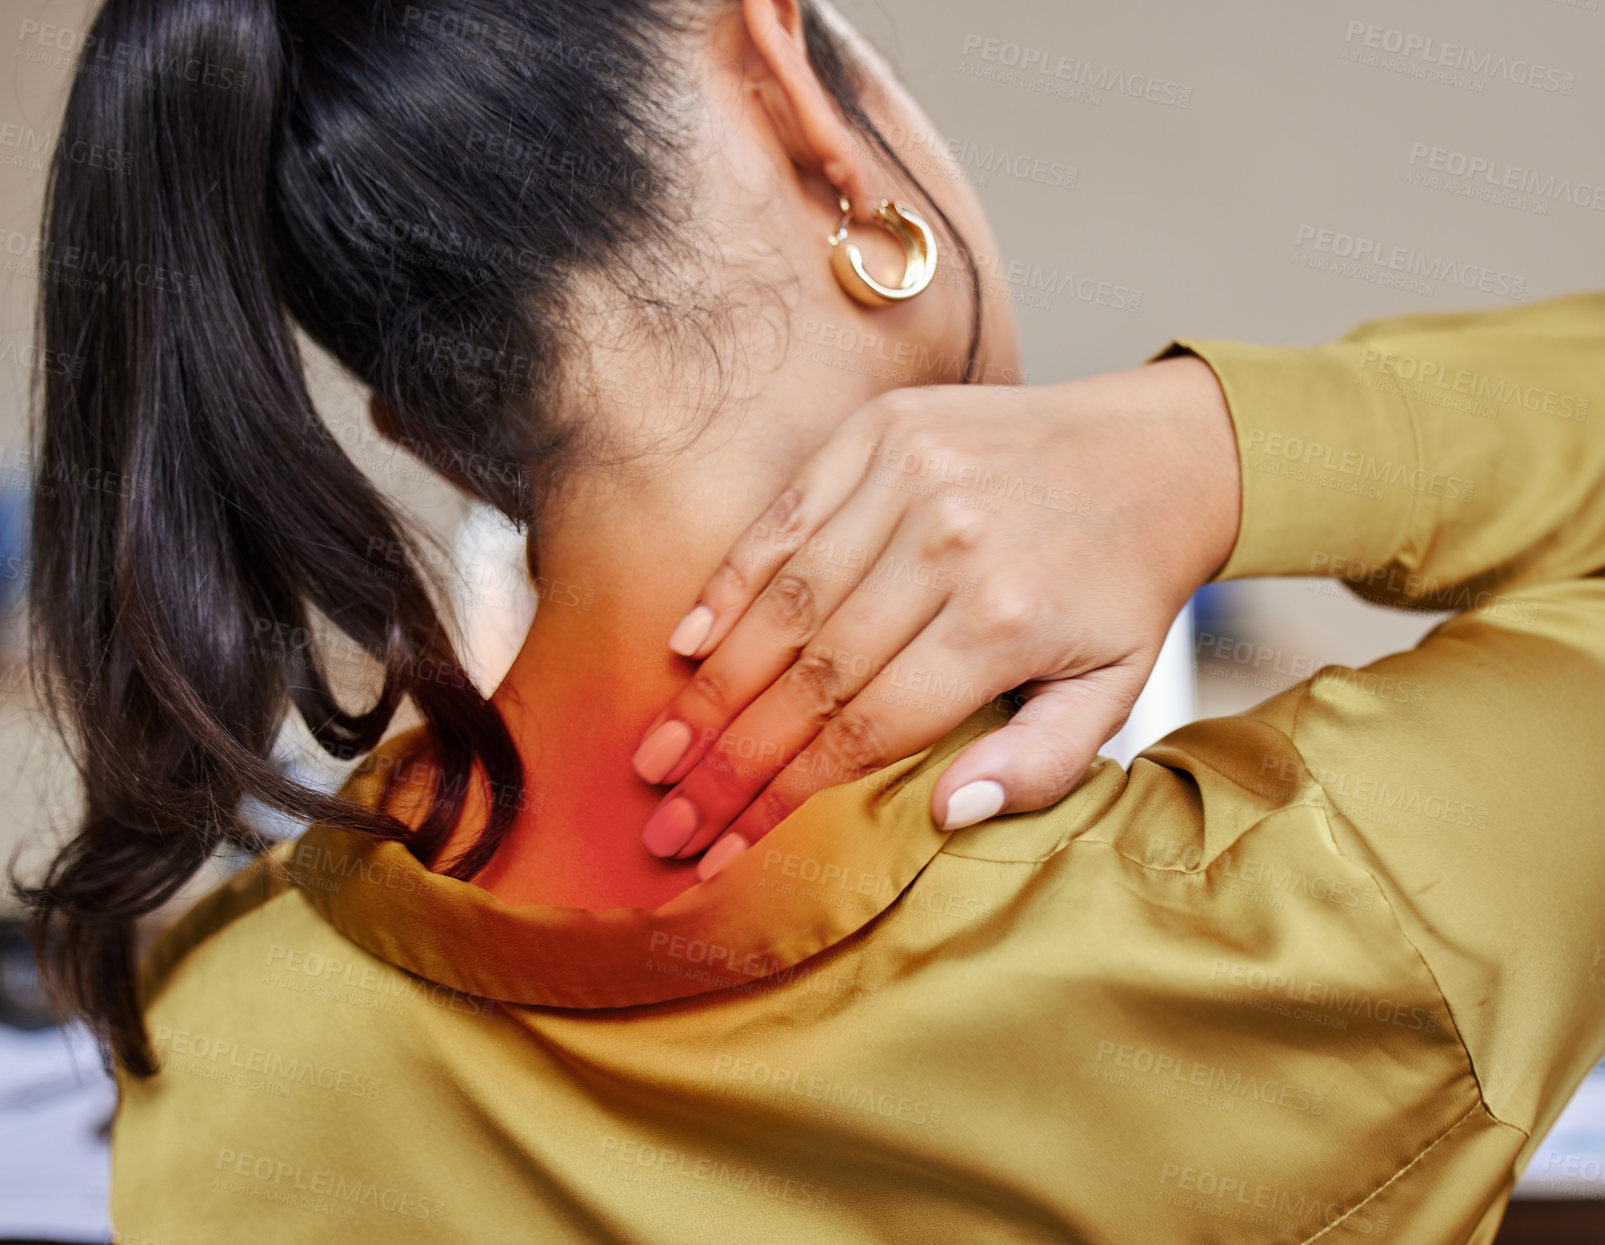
[1156,289,1605,601]
[1154,291,1605,1172]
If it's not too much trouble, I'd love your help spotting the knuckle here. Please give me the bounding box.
[919,497,986,559]
[751,487,809,563]
[708,555,752,600]
[1029,728,1086,795]
[759,572,820,639]
[869,386,927,434]
[685,664,737,718]
[820,711,890,781]
[697,737,761,791]
[897,425,949,468]
[745,781,800,836]
[872,413,949,468]
[784,646,857,722]
[967,584,1047,640]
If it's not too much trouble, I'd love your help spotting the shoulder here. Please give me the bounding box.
[113,847,461,1242]
[135,726,435,1014]
[891,705,1505,1239]
[936,692,1308,868]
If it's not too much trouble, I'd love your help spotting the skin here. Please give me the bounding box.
[410,0,1242,911]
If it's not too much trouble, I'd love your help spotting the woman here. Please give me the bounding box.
[20,0,1605,1240]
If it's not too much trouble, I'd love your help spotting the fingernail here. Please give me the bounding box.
[941,780,1006,831]
[668,604,715,657]
[642,796,699,857]
[696,833,751,882]
[632,719,693,785]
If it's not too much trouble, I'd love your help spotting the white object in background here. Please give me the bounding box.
[243,505,539,843]
[0,1023,114,1243]
[451,505,540,696]
[1101,602,1196,768]
[1516,1060,1605,1199]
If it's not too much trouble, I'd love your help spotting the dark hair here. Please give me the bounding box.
[16,0,981,1077]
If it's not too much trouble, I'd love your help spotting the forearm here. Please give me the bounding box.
[1157,291,1605,607]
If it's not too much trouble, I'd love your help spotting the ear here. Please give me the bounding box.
[739,0,875,220]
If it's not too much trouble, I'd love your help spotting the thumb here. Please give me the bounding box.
[931,662,1148,830]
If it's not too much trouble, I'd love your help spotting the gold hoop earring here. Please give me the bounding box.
[828,196,938,307]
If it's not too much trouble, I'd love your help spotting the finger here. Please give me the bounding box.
[643,522,955,858]
[699,608,1030,871]
[928,661,1150,830]
[632,479,910,790]
[665,396,905,660]
[699,652,1154,883]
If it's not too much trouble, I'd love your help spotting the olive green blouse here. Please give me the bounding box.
[112,292,1605,1243]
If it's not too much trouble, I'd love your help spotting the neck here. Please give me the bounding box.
[434,144,1015,907]
[466,362,890,910]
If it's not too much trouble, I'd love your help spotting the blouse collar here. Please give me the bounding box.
[287,700,1014,1009]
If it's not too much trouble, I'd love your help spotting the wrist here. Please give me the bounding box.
[1139,354,1243,592]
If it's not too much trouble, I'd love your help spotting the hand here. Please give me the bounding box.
[629,355,1243,877]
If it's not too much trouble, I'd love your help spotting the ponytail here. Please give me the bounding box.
[19,0,522,1076]
[14,0,982,1079]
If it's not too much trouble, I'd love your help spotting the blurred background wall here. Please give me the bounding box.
[0,0,1601,1233]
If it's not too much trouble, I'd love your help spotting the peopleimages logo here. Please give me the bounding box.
[152,1025,383,1101]
[1093,1040,1327,1114]
[17,19,252,92]
[1293,224,1525,300]
[1408,144,1605,213]
[1342,21,1577,94]
[1208,960,1440,1033]
[1243,424,1476,503]
[1157,1163,1388,1236]
[710,1054,945,1128]
[1359,346,1590,421]
[213,1148,445,1222]
[958,34,1193,108]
